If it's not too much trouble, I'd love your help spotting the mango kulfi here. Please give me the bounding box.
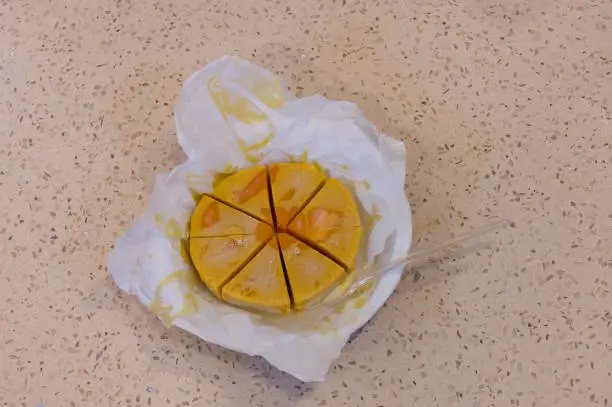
[188,165,363,313]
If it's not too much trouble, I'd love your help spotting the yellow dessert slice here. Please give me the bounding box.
[212,165,273,224]
[221,238,291,313]
[278,233,346,310]
[268,162,326,229]
[190,195,272,238]
[189,195,274,298]
[189,234,270,297]
[288,178,362,269]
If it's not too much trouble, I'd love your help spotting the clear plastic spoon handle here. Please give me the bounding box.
[313,218,513,309]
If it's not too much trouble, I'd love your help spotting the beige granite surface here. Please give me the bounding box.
[1,0,611,405]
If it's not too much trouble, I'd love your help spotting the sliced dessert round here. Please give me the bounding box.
[188,166,364,313]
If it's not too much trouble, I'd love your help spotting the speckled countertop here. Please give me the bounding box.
[1,0,611,406]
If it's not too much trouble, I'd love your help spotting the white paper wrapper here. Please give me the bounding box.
[108,55,412,382]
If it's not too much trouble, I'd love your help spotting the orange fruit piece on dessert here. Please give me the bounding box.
[278,233,346,310]
[268,163,326,229]
[190,195,273,239]
[212,165,273,225]
[288,178,362,269]
[222,237,291,314]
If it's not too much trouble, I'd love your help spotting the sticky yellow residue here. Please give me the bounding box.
[363,204,381,238]
[222,163,237,172]
[312,316,339,336]
[208,77,268,124]
[186,171,208,185]
[154,214,163,224]
[149,269,204,327]
[189,188,202,203]
[355,279,374,294]
[245,153,263,164]
[237,133,274,164]
[212,166,238,188]
[165,218,184,239]
[212,172,233,188]
[207,76,281,163]
[352,294,369,310]
[238,132,273,153]
[363,180,372,190]
[332,279,372,314]
[333,301,346,314]
[252,79,284,109]
[172,238,191,265]
[288,151,309,163]
[311,160,330,177]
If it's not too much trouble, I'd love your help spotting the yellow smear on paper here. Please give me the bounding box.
[208,77,268,124]
[312,316,339,336]
[253,79,284,109]
[150,269,204,327]
[288,151,309,163]
[311,160,330,177]
[237,133,274,164]
[246,153,263,165]
[165,218,183,239]
[186,171,209,185]
[352,294,369,310]
[189,188,202,203]
[173,238,191,265]
[212,165,239,189]
[207,76,282,163]
[237,132,273,153]
[362,204,381,239]
[332,278,373,314]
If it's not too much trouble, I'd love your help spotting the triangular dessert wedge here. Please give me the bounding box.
[189,195,273,297]
[190,195,272,238]
[221,238,291,313]
[189,235,270,298]
[278,233,345,310]
[212,165,274,224]
[288,178,362,269]
[268,163,326,229]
